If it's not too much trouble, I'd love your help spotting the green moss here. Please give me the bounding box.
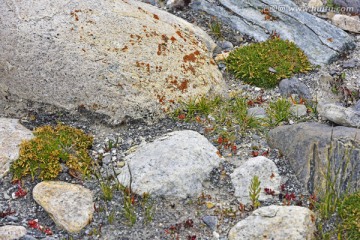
[338,191,360,239]
[11,124,93,181]
[226,38,312,88]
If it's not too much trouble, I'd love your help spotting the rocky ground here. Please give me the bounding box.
[1,0,360,239]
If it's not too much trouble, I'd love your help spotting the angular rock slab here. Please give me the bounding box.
[268,122,360,194]
[33,181,94,233]
[0,0,225,125]
[117,130,222,198]
[228,206,316,240]
[0,118,33,178]
[0,225,27,240]
[318,103,360,128]
[230,156,281,204]
[191,0,355,65]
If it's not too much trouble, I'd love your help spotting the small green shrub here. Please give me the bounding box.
[209,19,223,39]
[249,175,261,209]
[338,191,360,239]
[226,38,312,88]
[267,98,292,126]
[11,124,93,180]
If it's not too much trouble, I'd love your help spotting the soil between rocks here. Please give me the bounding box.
[1,1,360,240]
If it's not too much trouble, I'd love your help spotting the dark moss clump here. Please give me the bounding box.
[11,124,93,181]
[226,38,312,88]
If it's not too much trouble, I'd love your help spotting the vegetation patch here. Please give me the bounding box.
[11,124,93,181]
[338,191,360,239]
[226,38,312,88]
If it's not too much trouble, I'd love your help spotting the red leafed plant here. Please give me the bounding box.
[13,181,27,198]
[28,219,53,235]
[0,208,15,218]
[264,188,276,196]
[285,193,296,201]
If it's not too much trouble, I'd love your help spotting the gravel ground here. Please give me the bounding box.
[1,1,359,239]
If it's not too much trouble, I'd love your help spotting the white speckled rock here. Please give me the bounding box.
[318,102,360,127]
[0,0,225,125]
[0,118,33,178]
[0,225,27,240]
[228,206,316,240]
[117,130,222,198]
[32,181,94,233]
[331,14,360,33]
[230,156,281,204]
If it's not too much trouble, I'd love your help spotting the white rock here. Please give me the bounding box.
[0,118,34,178]
[230,156,281,204]
[318,102,360,127]
[33,181,94,233]
[308,0,323,8]
[332,14,360,33]
[0,225,27,240]
[117,130,222,198]
[228,206,316,240]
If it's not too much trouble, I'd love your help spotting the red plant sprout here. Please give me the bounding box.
[252,151,259,157]
[13,181,27,198]
[217,136,223,145]
[28,219,53,235]
[262,149,270,157]
[280,184,286,192]
[264,188,276,196]
[188,236,196,240]
[178,114,186,120]
[231,145,237,154]
[284,193,296,201]
[0,208,16,218]
[184,219,194,228]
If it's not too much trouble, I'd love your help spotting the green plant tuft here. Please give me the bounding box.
[226,38,312,88]
[267,98,292,126]
[338,191,360,239]
[249,175,261,209]
[10,124,93,181]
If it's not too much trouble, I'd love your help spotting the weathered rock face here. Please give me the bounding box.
[334,0,360,13]
[331,14,360,33]
[268,122,360,194]
[117,130,222,198]
[32,181,94,233]
[230,156,281,205]
[228,206,316,240]
[0,118,34,178]
[0,0,225,125]
[191,0,355,65]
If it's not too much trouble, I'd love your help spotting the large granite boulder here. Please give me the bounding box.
[268,122,360,194]
[117,130,222,199]
[191,0,355,65]
[0,0,225,125]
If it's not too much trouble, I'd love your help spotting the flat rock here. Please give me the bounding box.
[32,181,94,233]
[247,107,267,118]
[318,103,360,128]
[291,104,308,117]
[0,225,27,240]
[268,122,360,194]
[191,0,355,65]
[230,156,281,205]
[279,78,312,100]
[331,14,360,33]
[117,130,222,198]
[334,0,360,13]
[0,118,33,178]
[228,206,316,240]
[0,0,226,125]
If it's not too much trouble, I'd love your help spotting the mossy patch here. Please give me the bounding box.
[11,124,93,181]
[338,191,360,239]
[226,38,312,88]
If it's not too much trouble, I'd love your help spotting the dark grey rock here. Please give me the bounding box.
[191,0,355,65]
[334,0,360,13]
[342,59,358,68]
[278,78,312,100]
[353,100,360,111]
[202,215,218,231]
[268,122,360,194]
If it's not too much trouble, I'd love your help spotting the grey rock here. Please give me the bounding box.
[353,100,360,111]
[191,0,355,65]
[334,0,360,13]
[230,156,281,204]
[331,14,360,33]
[0,118,34,179]
[268,122,360,194]
[202,215,218,231]
[342,59,358,68]
[318,103,360,127]
[290,104,308,117]
[117,130,222,198]
[218,41,234,51]
[228,206,316,240]
[247,107,267,118]
[0,225,27,240]
[279,78,312,100]
[21,235,37,240]
[0,0,226,125]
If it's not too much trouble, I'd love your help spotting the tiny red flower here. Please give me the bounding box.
[232,145,237,154]
[280,184,286,192]
[184,219,194,228]
[217,136,223,144]
[264,188,275,196]
[252,151,259,157]
[178,114,186,120]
